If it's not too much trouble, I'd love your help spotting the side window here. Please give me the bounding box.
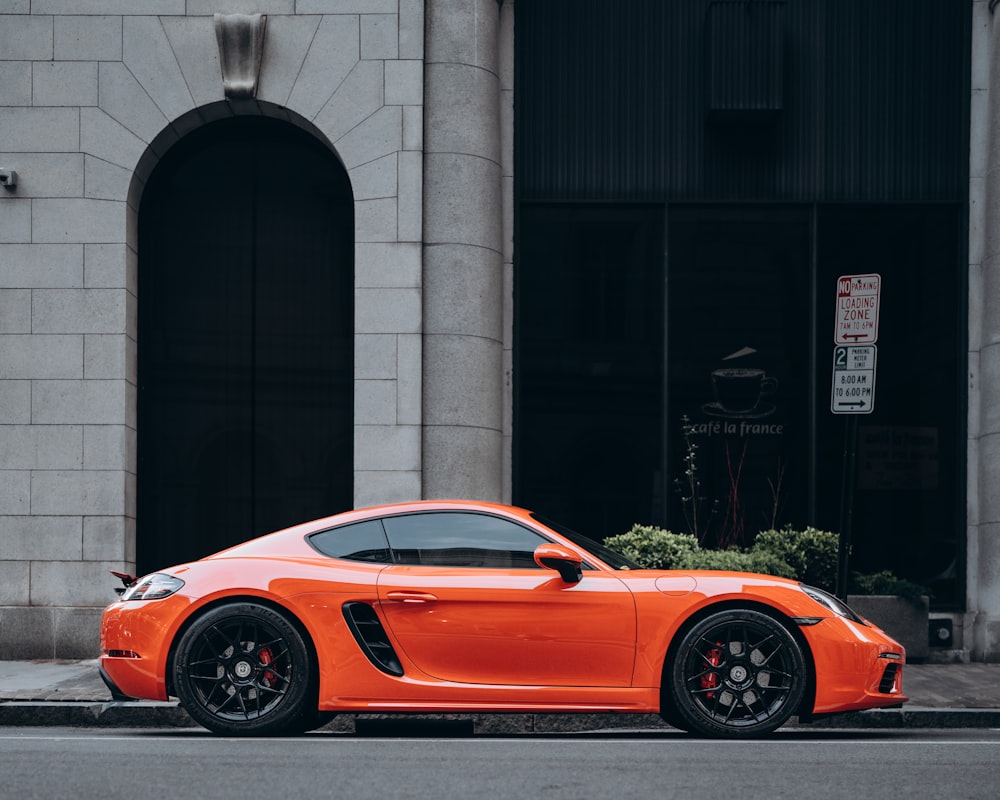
[308,519,391,563]
[381,512,548,569]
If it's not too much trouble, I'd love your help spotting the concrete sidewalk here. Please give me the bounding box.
[1,659,1000,731]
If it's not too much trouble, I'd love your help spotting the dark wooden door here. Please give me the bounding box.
[137,116,354,573]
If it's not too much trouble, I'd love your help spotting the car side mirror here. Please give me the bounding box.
[533,543,583,584]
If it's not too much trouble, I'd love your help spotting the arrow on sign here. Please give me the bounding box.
[831,345,877,415]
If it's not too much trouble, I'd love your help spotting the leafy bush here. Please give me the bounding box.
[751,527,839,592]
[604,524,793,577]
[605,522,928,598]
[848,569,929,600]
[604,525,699,570]
[680,547,796,578]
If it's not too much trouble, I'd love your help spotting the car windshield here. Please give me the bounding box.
[531,513,641,571]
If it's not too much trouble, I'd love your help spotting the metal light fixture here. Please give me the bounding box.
[0,169,16,190]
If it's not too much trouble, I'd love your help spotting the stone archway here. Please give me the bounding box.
[135,112,354,573]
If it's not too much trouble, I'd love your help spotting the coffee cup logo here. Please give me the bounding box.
[710,368,777,416]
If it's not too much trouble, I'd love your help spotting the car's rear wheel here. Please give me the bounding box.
[666,608,806,738]
[174,602,312,736]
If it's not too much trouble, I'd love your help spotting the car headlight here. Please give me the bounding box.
[799,584,866,624]
[121,573,185,601]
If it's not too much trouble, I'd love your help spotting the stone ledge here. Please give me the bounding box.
[0,607,102,660]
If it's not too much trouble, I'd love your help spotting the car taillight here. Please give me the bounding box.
[121,573,185,601]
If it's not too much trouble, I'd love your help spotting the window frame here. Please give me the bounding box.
[307,510,608,571]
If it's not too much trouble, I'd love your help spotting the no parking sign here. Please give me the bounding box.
[832,274,880,415]
[835,274,880,345]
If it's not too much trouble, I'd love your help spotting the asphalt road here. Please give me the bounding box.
[2,727,999,800]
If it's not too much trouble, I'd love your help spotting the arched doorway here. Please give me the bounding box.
[137,115,354,574]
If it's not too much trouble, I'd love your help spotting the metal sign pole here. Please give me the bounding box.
[831,274,880,602]
[836,414,858,601]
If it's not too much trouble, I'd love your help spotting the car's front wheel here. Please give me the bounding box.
[174,602,312,736]
[666,608,807,738]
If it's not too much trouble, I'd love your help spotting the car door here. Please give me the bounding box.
[375,511,637,687]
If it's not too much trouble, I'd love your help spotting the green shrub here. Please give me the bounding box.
[605,522,929,599]
[751,527,839,592]
[604,525,699,570]
[605,524,793,577]
[679,547,796,578]
[848,569,929,600]
[600,521,930,593]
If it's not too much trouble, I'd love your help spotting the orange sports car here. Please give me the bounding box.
[100,500,906,738]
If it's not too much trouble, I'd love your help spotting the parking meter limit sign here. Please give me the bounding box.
[831,345,877,414]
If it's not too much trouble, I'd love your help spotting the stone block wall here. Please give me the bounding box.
[0,0,475,658]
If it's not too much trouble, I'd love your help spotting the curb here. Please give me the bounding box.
[2,703,1000,731]
[795,707,1000,729]
[0,701,193,728]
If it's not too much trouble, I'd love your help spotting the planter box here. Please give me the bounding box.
[847,595,929,661]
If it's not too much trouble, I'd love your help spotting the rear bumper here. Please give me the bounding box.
[98,664,137,702]
[99,653,170,702]
[99,598,184,702]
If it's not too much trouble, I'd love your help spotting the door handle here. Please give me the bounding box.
[385,591,438,603]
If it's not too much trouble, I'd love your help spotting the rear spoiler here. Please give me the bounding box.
[111,570,138,596]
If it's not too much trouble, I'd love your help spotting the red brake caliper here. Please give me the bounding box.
[259,647,277,688]
[701,644,723,698]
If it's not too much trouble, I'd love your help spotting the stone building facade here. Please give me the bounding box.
[3,0,1000,664]
[0,0,512,657]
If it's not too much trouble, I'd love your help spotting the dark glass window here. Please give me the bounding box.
[815,205,964,605]
[666,208,812,551]
[381,513,548,569]
[515,205,664,536]
[514,0,969,609]
[516,203,964,607]
[309,520,391,563]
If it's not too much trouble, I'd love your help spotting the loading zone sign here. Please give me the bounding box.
[835,274,881,345]
[831,345,877,414]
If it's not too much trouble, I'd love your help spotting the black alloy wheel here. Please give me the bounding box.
[666,609,806,738]
[174,602,312,736]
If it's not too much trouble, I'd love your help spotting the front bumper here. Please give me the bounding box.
[803,614,908,715]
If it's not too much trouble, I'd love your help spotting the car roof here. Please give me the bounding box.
[203,500,538,560]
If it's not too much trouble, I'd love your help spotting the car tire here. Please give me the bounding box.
[666,608,806,738]
[174,602,313,736]
[657,700,691,733]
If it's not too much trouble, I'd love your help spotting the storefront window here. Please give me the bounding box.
[515,203,964,608]
[516,205,664,536]
[815,205,964,606]
[666,208,811,550]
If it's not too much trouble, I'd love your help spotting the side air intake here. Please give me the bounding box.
[342,602,404,676]
[878,663,900,694]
